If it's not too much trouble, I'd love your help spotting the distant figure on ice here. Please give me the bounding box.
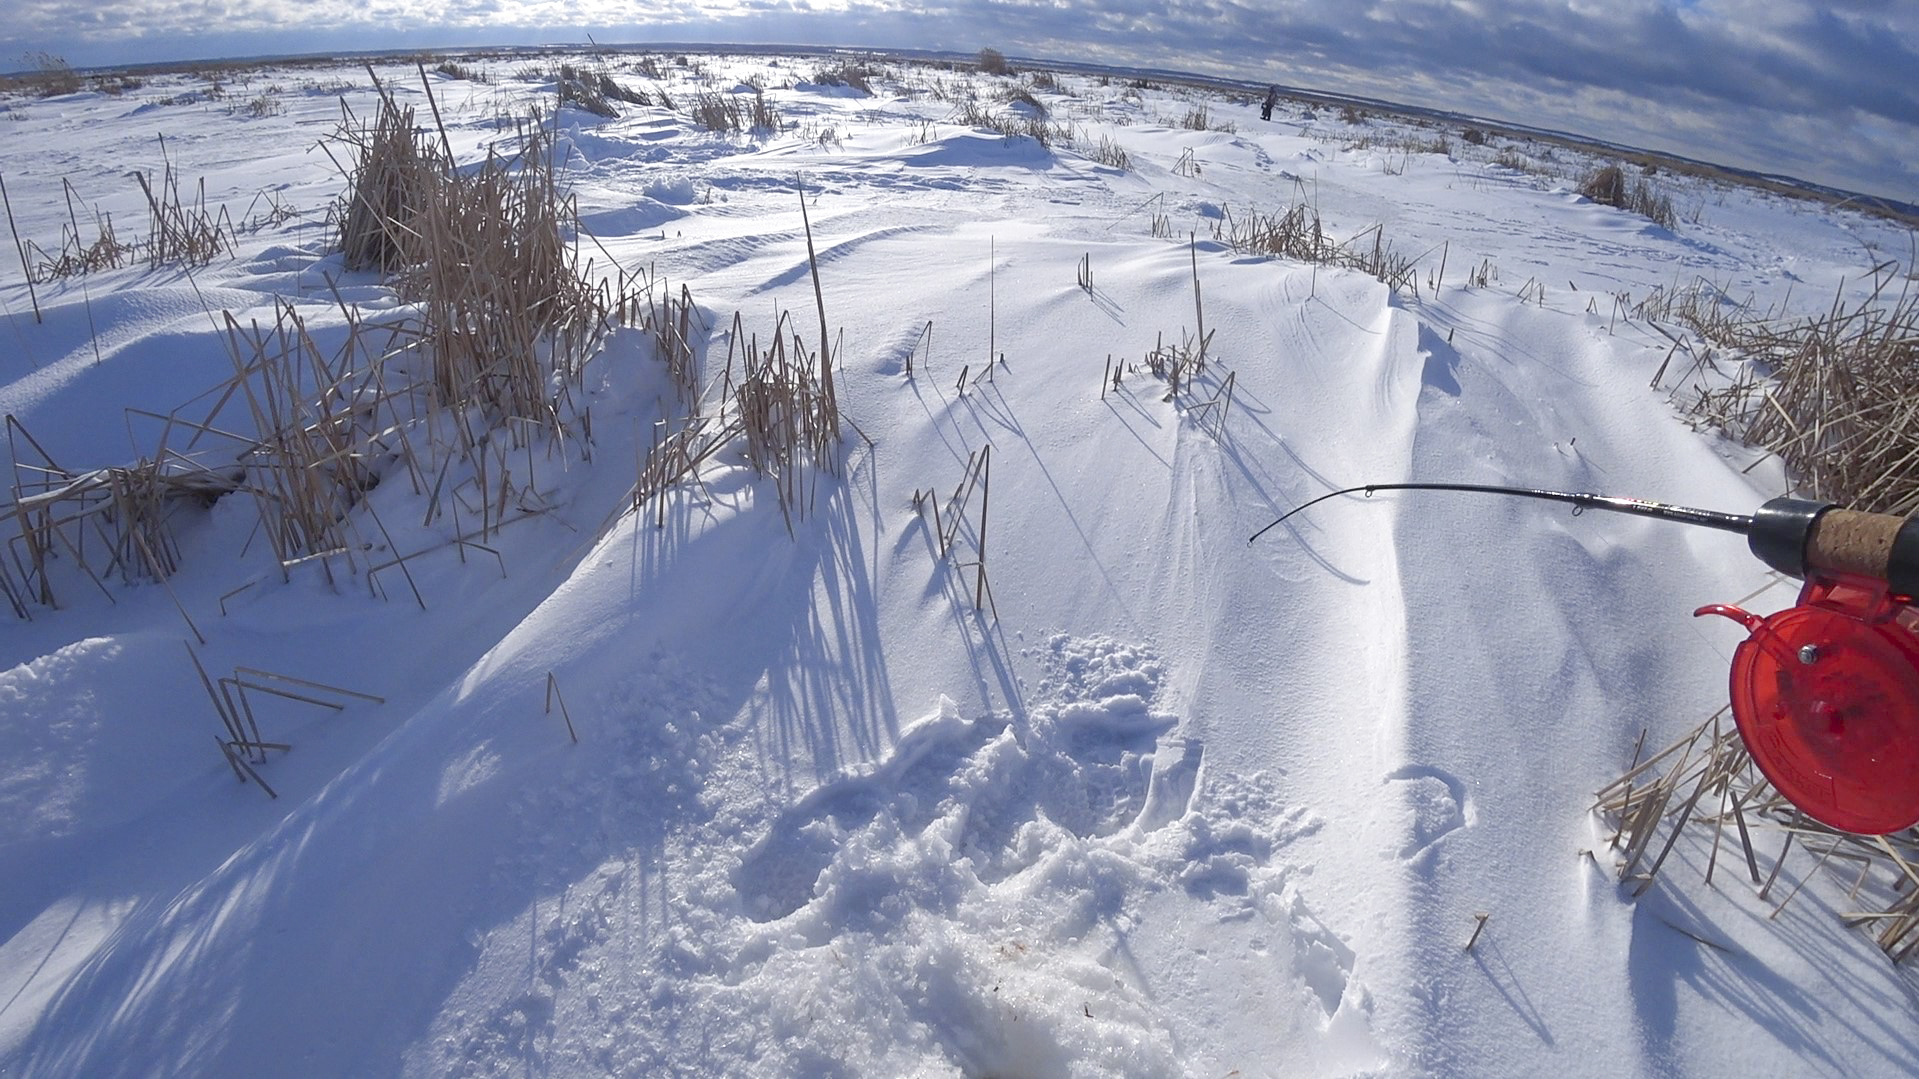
[1261,85,1278,121]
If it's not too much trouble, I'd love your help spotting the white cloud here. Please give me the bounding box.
[3,0,1914,200]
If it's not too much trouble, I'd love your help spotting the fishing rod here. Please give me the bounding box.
[1252,482,1919,836]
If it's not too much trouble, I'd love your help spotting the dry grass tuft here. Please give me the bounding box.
[10,153,261,283]
[977,48,1012,76]
[727,311,845,530]
[952,96,1065,146]
[21,179,134,279]
[544,62,652,117]
[330,93,438,274]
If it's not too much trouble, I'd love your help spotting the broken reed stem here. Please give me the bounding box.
[1190,233,1206,368]
[1757,830,1794,902]
[1769,837,1842,920]
[0,172,42,322]
[974,445,991,613]
[797,181,837,435]
[216,736,279,798]
[545,671,579,743]
[1731,792,1761,884]
[1464,912,1490,952]
[915,319,933,375]
[133,529,205,644]
[416,61,457,165]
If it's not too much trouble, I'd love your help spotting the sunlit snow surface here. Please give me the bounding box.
[2,55,1917,1077]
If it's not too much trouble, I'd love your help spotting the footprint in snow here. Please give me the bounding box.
[733,635,1188,922]
[1387,763,1472,865]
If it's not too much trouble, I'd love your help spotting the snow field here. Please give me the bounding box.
[2,52,1917,1076]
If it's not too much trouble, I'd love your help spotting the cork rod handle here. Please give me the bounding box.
[1806,509,1904,581]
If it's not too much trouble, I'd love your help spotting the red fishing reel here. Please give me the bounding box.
[1699,574,1919,835]
[1257,485,1919,835]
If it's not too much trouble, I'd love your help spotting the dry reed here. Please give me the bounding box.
[1668,264,1919,514]
[1595,710,1919,963]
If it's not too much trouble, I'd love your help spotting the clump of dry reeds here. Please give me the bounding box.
[218,297,387,583]
[1579,163,1676,228]
[689,88,779,134]
[2,414,238,619]
[237,90,284,119]
[1003,88,1046,116]
[330,81,611,421]
[434,60,487,83]
[2,52,81,97]
[7,153,271,284]
[553,62,651,117]
[1087,134,1130,170]
[328,91,434,273]
[3,70,689,623]
[22,179,134,279]
[609,294,845,540]
[608,188,848,539]
[812,62,877,94]
[1667,264,1919,514]
[1597,709,1919,964]
[132,138,237,268]
[722,310,845,530]
[950,96,1066,146]
[1210,200,1420,295]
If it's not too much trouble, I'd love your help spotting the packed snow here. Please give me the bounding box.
[2,51,1916,1077]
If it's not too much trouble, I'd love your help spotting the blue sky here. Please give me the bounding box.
[4,0,1915,202]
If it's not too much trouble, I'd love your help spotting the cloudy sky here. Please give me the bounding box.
[4,1,1915,202]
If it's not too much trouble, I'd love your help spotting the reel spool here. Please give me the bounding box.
[1699,574,1919,836]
